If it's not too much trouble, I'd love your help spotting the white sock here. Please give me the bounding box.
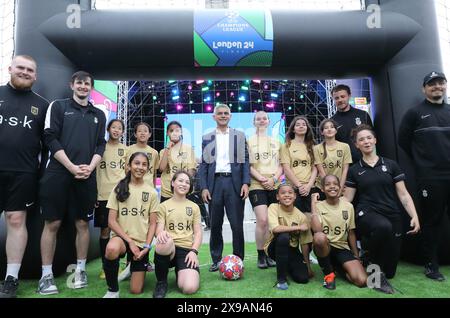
[6,263,21,280]
[76,259,86,272]
[42,265,53,278]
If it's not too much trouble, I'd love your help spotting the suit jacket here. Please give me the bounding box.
[199,128,250,195]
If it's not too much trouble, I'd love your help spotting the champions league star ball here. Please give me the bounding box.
[219,255,244,280]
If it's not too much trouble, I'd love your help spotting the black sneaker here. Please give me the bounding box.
[424,263,445,281]
[257,256,268,269]
[153,281,168,298]
[266,256,276,267]
[0,275,19,298]
[373,272,395,294]
[209,262,220,272]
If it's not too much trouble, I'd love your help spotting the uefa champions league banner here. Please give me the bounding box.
[194,10,274,67]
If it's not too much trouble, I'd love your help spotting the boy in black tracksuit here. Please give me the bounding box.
[398,71,450,281]
[37,71,106,295]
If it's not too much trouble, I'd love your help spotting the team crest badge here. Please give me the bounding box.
[342,210,349,220]
[337,150,343,157]
[142,192,149,202]
[31,106,39,115]
[186,207,193,216]
[422,190,428,198]
[94,117,98,124]
[118,149,124,156]
[355,117,361,125]
[382,165,387,172]
[147,153,152,160]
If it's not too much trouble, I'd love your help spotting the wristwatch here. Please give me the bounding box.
[190,248,199,255]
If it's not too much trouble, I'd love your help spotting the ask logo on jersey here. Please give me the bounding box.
[0,115,33,129]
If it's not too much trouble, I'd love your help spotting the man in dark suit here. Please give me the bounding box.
[199,104,250,272]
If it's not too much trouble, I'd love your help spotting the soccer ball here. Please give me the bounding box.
[219,255,244,280]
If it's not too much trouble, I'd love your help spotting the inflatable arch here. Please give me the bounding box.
[1,0,448,278]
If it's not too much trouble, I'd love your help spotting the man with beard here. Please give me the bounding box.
[398,71,450,282]
[0,55,49,298]
[331,85,373,163]
[37,71,106,295]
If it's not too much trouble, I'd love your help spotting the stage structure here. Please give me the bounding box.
[119,79,335,150]
[1,0,447,278]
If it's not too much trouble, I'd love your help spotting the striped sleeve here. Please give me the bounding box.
[43,100,64,154]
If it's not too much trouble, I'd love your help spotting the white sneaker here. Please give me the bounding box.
[118,263,131,282]
[103,291,120,298]
[73,270,88,289]
[37,274,59,295]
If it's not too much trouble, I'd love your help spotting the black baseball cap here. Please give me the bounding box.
[423,71,447,86]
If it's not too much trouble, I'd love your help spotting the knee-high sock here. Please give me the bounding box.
[275,233,290,282]
[154,253,171,282]
[317,255,333,275]
[104,258,120,292]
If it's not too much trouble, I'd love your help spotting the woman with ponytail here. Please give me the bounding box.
[102,152,159,298]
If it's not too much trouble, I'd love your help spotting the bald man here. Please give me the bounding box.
[0,55,49,298]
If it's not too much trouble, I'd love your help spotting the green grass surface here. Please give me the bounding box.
[16,242,450,298]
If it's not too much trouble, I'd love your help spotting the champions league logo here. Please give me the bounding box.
[225,10,239,23]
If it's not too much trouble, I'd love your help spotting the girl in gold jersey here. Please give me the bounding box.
[126,122,159,187]
[95,119,126,279]
[103,152,159,298]
[248,111,282,269]
[153,171,202,298]
[281,115,318,275]
[281,115,318,212]
[159,121,210,229]
[159,120,196,201]
[264,184,311,290]
[311,175,366,290]
[314,119,352,195]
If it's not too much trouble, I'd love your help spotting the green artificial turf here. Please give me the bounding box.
[15,242,450,298]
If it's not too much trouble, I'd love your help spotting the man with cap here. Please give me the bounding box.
[398,71,450,281]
